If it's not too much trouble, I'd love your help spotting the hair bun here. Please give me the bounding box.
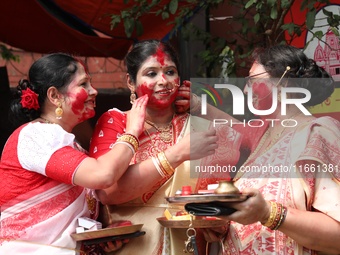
[17,79,32,94]
[302,60,334,106]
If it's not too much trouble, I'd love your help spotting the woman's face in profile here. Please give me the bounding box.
[64,63,98,123]
[134,50,180,109]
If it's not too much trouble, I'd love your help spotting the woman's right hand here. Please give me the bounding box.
[125,95,148,137]
[178,128,218,161]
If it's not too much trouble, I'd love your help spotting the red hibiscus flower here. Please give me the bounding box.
[21,88,40,110]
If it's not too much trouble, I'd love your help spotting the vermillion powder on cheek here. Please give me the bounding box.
[71,89,88,115]
[137,82,166,107]
[174,77,180,86]
[252,82,273,109]
[137,82,153,100]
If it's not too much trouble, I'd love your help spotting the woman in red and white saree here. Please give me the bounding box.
[89,39,243,255]
[0,53,147,255]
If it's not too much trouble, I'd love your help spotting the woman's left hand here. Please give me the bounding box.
[220,188,270,225]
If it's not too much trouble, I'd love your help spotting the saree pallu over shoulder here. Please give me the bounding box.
[103,115,242,255]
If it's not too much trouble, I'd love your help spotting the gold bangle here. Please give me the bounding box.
[151,156,166,178]
[268,203,283,230]
[117,134,139,152]
[263,201,277,228]
[157,151,175,176]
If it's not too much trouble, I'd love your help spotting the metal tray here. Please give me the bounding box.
[157,217,227,229]
[71,224,143,241]
[166,193,248,204]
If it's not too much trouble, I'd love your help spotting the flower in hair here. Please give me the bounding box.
[21,88,40,110]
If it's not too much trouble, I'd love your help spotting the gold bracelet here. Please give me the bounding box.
[263,201,277,228]
[117,133,139,152]
[157,151,175,176]
[151,156,167,178]
[268,203,283,230]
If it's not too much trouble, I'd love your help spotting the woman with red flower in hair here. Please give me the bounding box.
[0,53,148,255]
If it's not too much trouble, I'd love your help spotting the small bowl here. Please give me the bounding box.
[214,180,240,194]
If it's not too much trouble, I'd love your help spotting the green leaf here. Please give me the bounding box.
[245,0,255,9]
[135,20,144,36]
[156,9,162,16]
[314,30,324,40]
[123,18,135,38]
[254,13,260,24]
[270,7,277,19]
[306,9,316,30]
[330,27,340,36]
[0,44,19,61]
[281,23,296,36]
[169,0,178,14]
[110,15,121,29]
[267,0,276,7]
[162,11,170,19]
[281,0,291,9]
[121,10,130,19]
[322,8,333,17]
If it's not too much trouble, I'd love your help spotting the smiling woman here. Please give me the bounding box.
[0,53,148,255]
[89,39,242,255]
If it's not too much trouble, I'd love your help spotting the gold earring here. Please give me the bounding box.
[55,102,63,119]
[130,91,136,104]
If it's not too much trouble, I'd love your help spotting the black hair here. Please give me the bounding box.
[253,44,334,106]
[9,53,79,128]
[125,39,180,84]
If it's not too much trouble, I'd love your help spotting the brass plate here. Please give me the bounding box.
[166,193,248,204]
[71,224,143,241]
[157,217,227,229]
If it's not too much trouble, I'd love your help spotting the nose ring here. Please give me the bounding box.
[166,83,180,92]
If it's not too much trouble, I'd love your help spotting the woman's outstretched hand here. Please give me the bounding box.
[126,95,148,137]
[178,127,219,161]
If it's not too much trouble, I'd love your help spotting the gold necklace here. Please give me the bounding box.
[144,127,174,155]
[40,117,54,124]
[145,117,174,143]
